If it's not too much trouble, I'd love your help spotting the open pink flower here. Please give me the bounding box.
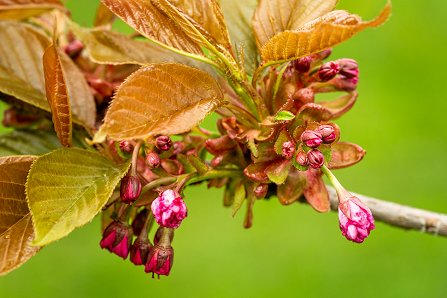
[338,196,375,243]
[151,190,187,229]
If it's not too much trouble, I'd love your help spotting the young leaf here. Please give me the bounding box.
[0,21,50,112]
[317,91,357,120]
[26,148,131,246]
[43,42,72,147]
[277,167,307,205]
[94,2,115,27]
[101,0,202,56]
[303,169,330,212]
[253,0,337,49]
[328,142,366,169]
[274,110,295,121]
[0,0,64,20]
[265,159,292,185]
[232,182,246,217]
[0,156,40,276]
[220,0,258,73]
[260,3,391,62]
[95,63,224,141]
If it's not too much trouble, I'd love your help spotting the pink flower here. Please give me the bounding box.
[338,196,375,243]
[100,221,132,259]
[151,190,187,229]
[301,130,323,148]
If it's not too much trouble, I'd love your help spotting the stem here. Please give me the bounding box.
[252,59,290,89]
[186,169,241,185]
[139,213,154,239]
[272,62,290,102]
[131,141,142,176]
[141,177,177,195]
[321,165,347,200]
[325,186,447,237]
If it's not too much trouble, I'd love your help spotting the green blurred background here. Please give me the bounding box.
[1,0,447,297]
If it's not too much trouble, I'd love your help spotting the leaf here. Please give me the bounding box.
[95,63,224,141]
[231,181,246,217]
[277,167,307,205]
[303,169,330,212]
[253,0,337,48]
[0,0,64,20]
[243,162,270,183]
[0,21,50,112]
[317,91,357,120]
[70,23,196,66]
[274,110,295,121]
[43,42,72,147]
[220,0,258,73]
[26,148,131,246]
[94,2,115,27]
[260,3,391,62]
[101,0,202,56]
[0,156,40,276]
[328,142,365,169]
[266,159,292,185]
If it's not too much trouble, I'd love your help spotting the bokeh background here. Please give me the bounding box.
[1,0,447,297]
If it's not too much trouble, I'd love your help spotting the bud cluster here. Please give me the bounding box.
[297,125,337,169]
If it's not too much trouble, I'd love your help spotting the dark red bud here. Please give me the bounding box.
[173,142,185,155]
[296,151,309,167]
[119,141,134,154]
[322,133,336,144]
[301,130,323,148]
[130,237,153,266]
[316,125,336,143]
[100,220,132,259]
[2,108,39,127]
[145,244,174,277]
[337,58,359,79]
[307,149,325,169]
[155,136,172,151]
[64,40,84,58]
[293,56,313,73]
[132,208,149,236]
[318,61,340,81]
[145,152,160,169]
[254,184,269,199]
[282,141,296,159]
[120,176,142,204]
[87,77,114,98]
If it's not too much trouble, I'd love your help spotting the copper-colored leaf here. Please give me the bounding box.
[95,63,224,141]
[277,167,307,205]
[0,0,63,20]
[220,0,258,73]
[261,3,391,62]
[0,156,40,276]
[71,24,195,66]
[43,42,72,147]
[94,2,115,27]
[253,0,337,49]
[329,142,366,170]
[303,169,330,212]
[318,91,357,119]
[265,159,292,185]
[101,0,202,56]
[0,21,50,111]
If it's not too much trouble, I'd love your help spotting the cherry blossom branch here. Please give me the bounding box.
[326,186,447,237]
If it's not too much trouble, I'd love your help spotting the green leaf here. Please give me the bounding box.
[0,156,40,276]
[232,181,246,217]
[266,159,292,184]
[95,63,224,142]
[274,129,292,155]
[26,148,131,246]
[274,110,295,121]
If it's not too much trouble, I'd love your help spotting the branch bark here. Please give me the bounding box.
[326,186,447,237]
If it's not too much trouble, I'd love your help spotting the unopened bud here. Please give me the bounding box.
[173,141,185,155]
[254,184,269,199]
[119,141,133,154]
[296,151,309,167]
[145,152,160,169]
[293,56,313,73]
[307,149,325,169]
[130,237,153,266]
[145,243,174,277]
[314,48,332,60]
[338,196,375,243]
[318,61,340,81]
[155,136,172,151]
[281,141,295,159]
[100,220,132,259]
[64,40,84,58]
[120,176,142,204]
[301,130,323,148]
[316,125,336,144]
[337,59,359,79]
[132,209,149,236]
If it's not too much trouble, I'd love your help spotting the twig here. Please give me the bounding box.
[326,186,447,237]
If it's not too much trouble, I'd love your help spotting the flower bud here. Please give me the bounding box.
[64,40,84,58]
[100,220,132,259]
[338,196,375,243]
[337,58,359,79]
[155,136,172,151]
[254,184,269,199]
[145,244,174,277]
[296,151,308,167]
[313,48,332,60]
[151,190,187,229]
[301,130,323,148]
[119,141,133,154]
[173,141,185,155]
[145,152,160,169]
[318,61,340,81]
[132,208,149,236]
[307,149,324,169]
[130,237,153,266]
[316,125,336,144]
[282,141,296,159]
[293,56,313,73]
[120,176,142,204]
